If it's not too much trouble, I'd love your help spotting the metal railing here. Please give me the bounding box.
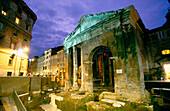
[12,90,27,111]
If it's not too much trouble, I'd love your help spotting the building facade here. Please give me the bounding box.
[63,5,149,102]
[43,48,52,75]
[43,46,64,76]
[36,55,44,76]
[146,10,170,80]
[56,48,65,86]
[0,0,37,76]
[50,47,65,86]
[27,56,38,75]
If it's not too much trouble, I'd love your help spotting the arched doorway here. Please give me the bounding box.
[92,46,114,88]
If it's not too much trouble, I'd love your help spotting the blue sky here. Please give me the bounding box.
[23,0,170,58]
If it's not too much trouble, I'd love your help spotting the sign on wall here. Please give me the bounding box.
[116,69,122,74]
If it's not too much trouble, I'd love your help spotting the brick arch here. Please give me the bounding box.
[88,45,112,62]
[88,45,114,89]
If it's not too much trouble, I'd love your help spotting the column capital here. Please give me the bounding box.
[65,48,69,54]
[73,45,77,52]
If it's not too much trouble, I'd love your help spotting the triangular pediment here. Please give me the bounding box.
[63,5,134,47]
[78,11,116,32]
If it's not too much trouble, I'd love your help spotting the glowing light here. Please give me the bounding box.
[164,64,170,80]
[18,49,24,56]
[15,17,20,24]
[162,49,170,55]
[1,10,7,16]
[23,47,29,52]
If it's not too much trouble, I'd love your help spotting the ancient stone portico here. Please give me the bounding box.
[63,5,149,102]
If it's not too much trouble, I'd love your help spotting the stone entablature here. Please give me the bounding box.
[63,6,133,50]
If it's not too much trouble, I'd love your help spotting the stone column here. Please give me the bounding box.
[64,49,71,91]
[79,60,94,92]
[79,47,85,91]
[88,61,93,92]
[73,46,78,90]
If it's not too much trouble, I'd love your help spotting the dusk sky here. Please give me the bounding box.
[23,0,170,58]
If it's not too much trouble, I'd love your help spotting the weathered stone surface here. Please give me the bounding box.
[0,77,30,96]
[86,101,113,111]
[63,5,150,102]
[99,92,117,101]
[55,92,94,111]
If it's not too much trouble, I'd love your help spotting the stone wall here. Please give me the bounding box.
[0,77,30,96]
[0,77,53,96]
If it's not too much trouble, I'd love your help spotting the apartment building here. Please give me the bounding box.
[146,10,170,80]
[51,47,65,86]
[0,0,37,76]
[43,46,63,76]
[36,55,44,76]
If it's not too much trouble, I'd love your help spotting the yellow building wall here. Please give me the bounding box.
[0,48,28,76]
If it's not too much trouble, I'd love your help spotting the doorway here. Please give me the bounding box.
[92,46,114,87]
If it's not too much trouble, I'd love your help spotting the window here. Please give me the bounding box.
[24,38,27,42]
[8,59,13,65]
[10,54,15,59]
[15,17,20,24]
[11,42,16,50]
[26,25,29,31]
[7,72,12,76]
[0,22,4,30]
[27,16,30,22]
[19,72,23,76]
[43,66,47,70]
[13,29,17,36]
[158,31,165,39]
[0,37,4,44]
[1,7,7,16]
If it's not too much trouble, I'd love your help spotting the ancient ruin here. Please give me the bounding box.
[63,5,149,102]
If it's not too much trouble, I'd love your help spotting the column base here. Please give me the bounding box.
[64,80,72,91]
[79,87,85,92]
[73,82,79,91]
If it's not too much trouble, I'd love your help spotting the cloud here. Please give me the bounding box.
[37,8,57,19]
[23,0,169,58]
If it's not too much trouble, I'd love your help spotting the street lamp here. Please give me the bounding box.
[24,47,29,52]
[18,49,24,56]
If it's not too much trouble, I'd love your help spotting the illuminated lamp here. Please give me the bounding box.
[18,49,24,56]
[24,47,29,52]
[162,49,170,55]
[163,64,170,80]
